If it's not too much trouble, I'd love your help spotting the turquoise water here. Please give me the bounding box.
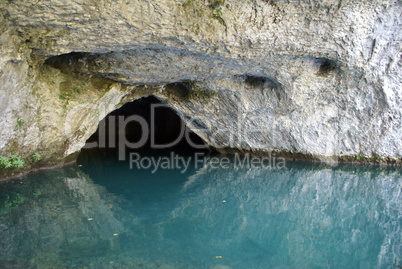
[0,151,401,269]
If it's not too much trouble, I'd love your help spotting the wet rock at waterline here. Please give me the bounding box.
[0,0,401,177]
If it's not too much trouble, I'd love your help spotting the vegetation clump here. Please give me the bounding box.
[0,152,41,170]
[182,0,227,27]
[338,152,401,165]
[15,118,25,130]
[32,153,41,162]
[73,87,81,94]
[0,154,24,169]
[212,7,225,26]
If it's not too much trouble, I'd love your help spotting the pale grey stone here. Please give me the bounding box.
[0,0,400,168]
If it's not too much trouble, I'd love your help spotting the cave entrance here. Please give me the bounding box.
[77,96,211,166]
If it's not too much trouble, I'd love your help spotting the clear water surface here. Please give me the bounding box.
[0,150,401,269]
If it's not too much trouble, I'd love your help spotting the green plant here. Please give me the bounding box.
[0,154,25,169]
[32,153,41,161]
[59,93,72,100]
[15,118,25,130]
[356,152,365,161]
[212,7,226,26]
[0,156,12,168]
[73,87,81,94]
[10,154,24,168]
[13,159,24,168]
[58,93,71,110]
[213,7,222,17]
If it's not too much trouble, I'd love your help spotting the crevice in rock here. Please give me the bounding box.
[315,57,337,77]
[236,73,286,100]
[242,74,282,89]
[43,51,124,85]
[44,52,94,75]
[162,81,216,103]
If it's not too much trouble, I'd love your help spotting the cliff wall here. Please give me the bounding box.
[0,0,401,176]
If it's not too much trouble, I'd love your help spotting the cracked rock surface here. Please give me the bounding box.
[0,0,401,173]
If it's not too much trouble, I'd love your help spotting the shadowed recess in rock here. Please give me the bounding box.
[314,57,338,77]
[78,95,211,165]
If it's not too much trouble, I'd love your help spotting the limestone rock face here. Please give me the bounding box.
[0,0,401,171]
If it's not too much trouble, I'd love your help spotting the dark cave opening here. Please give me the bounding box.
[77,96,211,165]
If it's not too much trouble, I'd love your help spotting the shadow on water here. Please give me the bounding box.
[0,158,400,269]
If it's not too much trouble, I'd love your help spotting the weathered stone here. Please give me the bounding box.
[0,0,401,177]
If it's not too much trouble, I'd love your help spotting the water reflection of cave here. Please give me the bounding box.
[78,96,210,164]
